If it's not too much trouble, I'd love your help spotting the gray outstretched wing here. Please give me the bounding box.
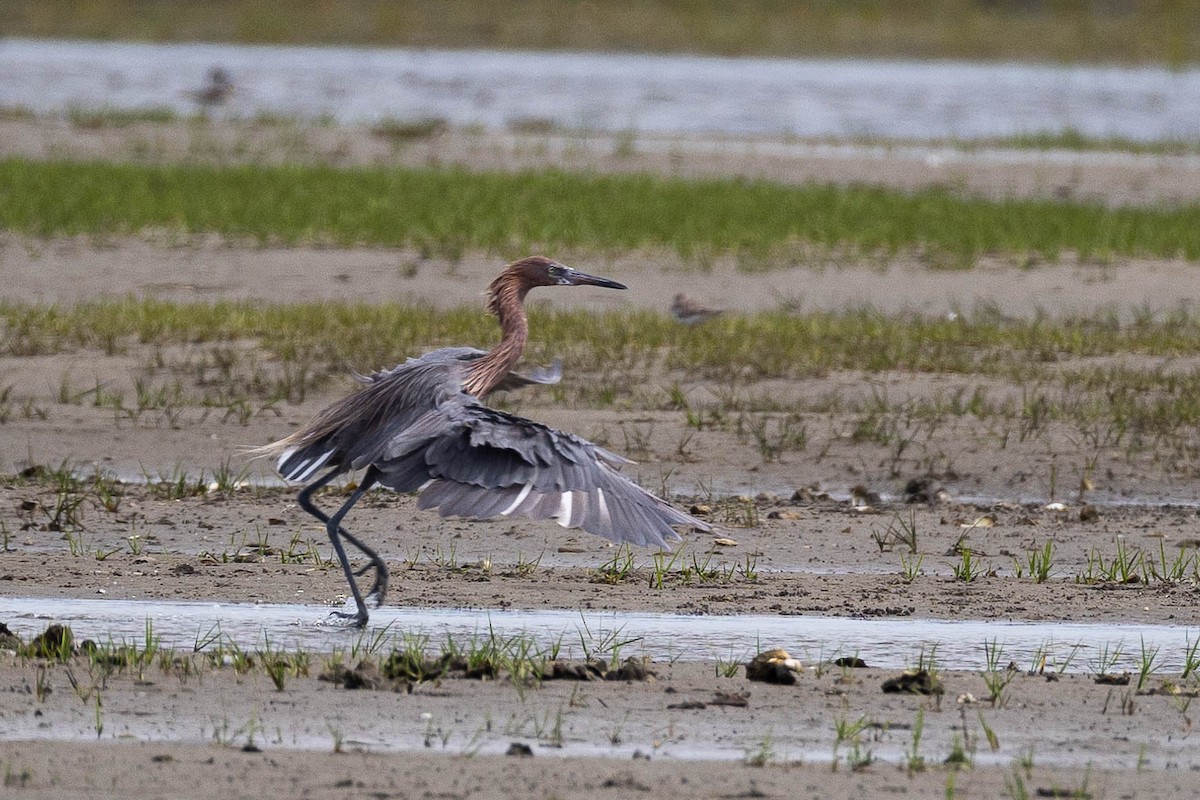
[372,403,708,548]
[275,349,561,482]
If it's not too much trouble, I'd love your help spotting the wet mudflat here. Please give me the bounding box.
[1,644,1198,799]
[5,325,1200,797]
[3,117,1200,797]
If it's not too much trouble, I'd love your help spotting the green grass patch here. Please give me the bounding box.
[0,105,37,122]
[369,117,448,142]
[832,129,1200,157]
[988,128,1200,157]
[67,106,180,130]
[7,0,1199,65]
[9,298,1200,446]
[7,297,1200,380]
[4,158,1200,262]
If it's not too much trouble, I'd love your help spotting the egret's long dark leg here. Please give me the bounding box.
[320,470,381,626]
[297,468,387,623]
[297,476,389,606]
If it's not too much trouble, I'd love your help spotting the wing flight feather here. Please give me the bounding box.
[375,403,708,547]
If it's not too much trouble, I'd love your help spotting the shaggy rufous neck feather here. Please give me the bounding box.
[463,269,530,396]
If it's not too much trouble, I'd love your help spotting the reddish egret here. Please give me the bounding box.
[257,256,710,626]
[670,293,723,324]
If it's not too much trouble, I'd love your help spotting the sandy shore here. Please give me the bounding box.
[3,116,1200,797]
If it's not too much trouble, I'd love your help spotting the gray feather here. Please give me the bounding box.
[272,344,709,547]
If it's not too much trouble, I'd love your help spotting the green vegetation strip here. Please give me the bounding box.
[9,299,1200,448]
[8,0,1198,65]
[6,297,1200,379]
[3,159,1200,261]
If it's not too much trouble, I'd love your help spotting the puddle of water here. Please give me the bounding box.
[3,38,1199,141]
[3,597,1196,770]
[2,597,1195,673]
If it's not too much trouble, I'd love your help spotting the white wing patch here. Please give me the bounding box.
[500,482,534,516]
[595,487,611,528]
[276,447,296,472]
[288,449,335,482]
[554,491,573,527]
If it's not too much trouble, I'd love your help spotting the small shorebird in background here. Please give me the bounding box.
[188,67,234,109]
[670,293,723,324]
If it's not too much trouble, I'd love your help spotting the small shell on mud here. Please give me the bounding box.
[1044,502,1067,512]
[767,509,804,520]
[746,648,802,684]
[606,656,657,682]
[713,537,739,547]
[881,668,942,695]
[850,485,881,505]
[791,486,829,503]
[1094,672,1131,686]
[689,504,712,515]
[1142,683,1200,697]
[709,691,750,707]
[961,514,996,529]
[957,692,977,704]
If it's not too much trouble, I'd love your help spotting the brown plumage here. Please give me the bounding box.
[461,260,544,395]
[670,293,723,324]
[254,256,711,626]
[188,67,233,108]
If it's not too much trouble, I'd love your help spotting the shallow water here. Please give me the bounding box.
[3,596,1195,673]
[2,38,1199,141]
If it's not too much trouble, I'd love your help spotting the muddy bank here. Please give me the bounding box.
[2,480,1200,626]
[7,234,1200,324]
[5,113,1200,795]
[0,654,1197,799]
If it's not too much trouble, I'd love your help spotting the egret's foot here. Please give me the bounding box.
[326,609,367,628]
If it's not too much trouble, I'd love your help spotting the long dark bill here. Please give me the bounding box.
[562,268,627,290]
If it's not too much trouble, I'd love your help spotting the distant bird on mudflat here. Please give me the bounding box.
[188,67,233,108]
[670,293,723,324]
[255,256,711,626]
